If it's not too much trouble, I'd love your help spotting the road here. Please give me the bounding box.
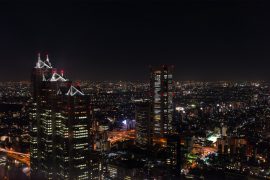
[0,148,30,167]
[108,129,135,144]
[192,144,217,158]
[0,129,136,167]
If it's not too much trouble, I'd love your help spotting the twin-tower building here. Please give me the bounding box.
[30,54,92,179]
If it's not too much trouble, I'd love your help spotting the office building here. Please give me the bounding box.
[30,54,92,179]
[135,101,152,148]
[150,65,174,144]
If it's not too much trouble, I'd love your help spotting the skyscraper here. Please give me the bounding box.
[30,54,92,179]
[30,54,54,177]
[135,100,152,148]
[56,90,91,179]
[150,65,174,144]
[166,134,181,174]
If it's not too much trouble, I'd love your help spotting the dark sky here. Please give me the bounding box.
[0,0,270,81]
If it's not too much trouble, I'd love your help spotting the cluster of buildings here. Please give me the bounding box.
[29,53,183,179]
[28,54,270,179]
[173,81,270,178]
[0,81,30,104]
[0,54,269,179]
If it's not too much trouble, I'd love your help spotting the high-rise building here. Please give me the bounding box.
[165,135,181,174]
[30,54,92,179]
[30,54,54,177]
[135,101,152,148]
[150,65,174,144]
[56,91,91,179]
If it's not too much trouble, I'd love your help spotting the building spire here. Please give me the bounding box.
[46,54,50,62]
[60,70,64,77]
[38,53,41,61]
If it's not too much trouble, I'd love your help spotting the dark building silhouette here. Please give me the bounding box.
[217,136,247,156]
[166,134,181,174]
[135,101,152,148]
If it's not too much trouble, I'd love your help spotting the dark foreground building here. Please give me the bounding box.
[29,54,92,179]
[135,100,152,148]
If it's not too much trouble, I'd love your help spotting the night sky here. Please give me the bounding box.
[0,0,270,81]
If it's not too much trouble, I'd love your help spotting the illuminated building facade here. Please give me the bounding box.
[150,65,174,143]
[30,54,54,176]
[56,92,91,179]
[135,101,152,148]
[30,54,92,179]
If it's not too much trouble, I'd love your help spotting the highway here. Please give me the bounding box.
[0,129,137,168]
[108,129,135,144]
[0,148,29,157]
[0,148,30,166]
[192,144,217,158]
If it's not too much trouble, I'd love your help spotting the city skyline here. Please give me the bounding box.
[1,1,270,81]
[1,1,270,180]
[0,68,269,179]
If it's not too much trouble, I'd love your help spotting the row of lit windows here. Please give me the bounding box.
[74,156,85,160]
[74,135,88,139]
[74,143,88,147]
[74,130,88,134]
[76,116,87,119]
[75,164,87,169]
[74,124,87,128]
